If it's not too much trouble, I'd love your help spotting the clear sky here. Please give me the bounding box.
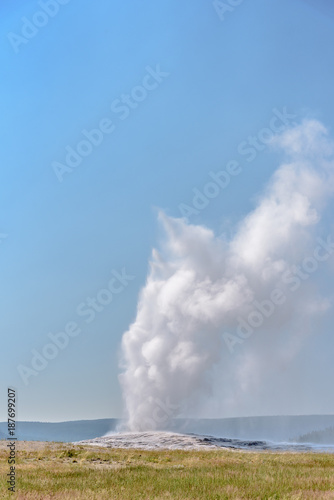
[1,0,334,422]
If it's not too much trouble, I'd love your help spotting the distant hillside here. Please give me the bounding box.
[0,419,118,442]
[1,416,334,443]
[293,426,334,444]
[171,415,334,442]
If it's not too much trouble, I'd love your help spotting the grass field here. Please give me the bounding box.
[1,441,334,499]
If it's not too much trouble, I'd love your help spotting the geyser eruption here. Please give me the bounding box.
[120,119,334,431]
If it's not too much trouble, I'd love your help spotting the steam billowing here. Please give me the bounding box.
[120,120,334,431]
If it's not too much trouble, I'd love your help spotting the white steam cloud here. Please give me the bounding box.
[120,119,334,430]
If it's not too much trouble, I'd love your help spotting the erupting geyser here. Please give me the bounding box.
[119,120,334,431]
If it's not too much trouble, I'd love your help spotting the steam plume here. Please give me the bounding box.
[120,119,334,430]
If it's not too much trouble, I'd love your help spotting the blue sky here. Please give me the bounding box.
[1,0,334,422]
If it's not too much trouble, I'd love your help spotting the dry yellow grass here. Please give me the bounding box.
[1,440,334,499]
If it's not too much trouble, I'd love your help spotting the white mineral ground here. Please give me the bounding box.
[75,431,334,452]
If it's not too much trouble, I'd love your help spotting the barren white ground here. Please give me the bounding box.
[75,431,333,452]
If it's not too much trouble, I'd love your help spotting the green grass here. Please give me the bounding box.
[1,441,334,499]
